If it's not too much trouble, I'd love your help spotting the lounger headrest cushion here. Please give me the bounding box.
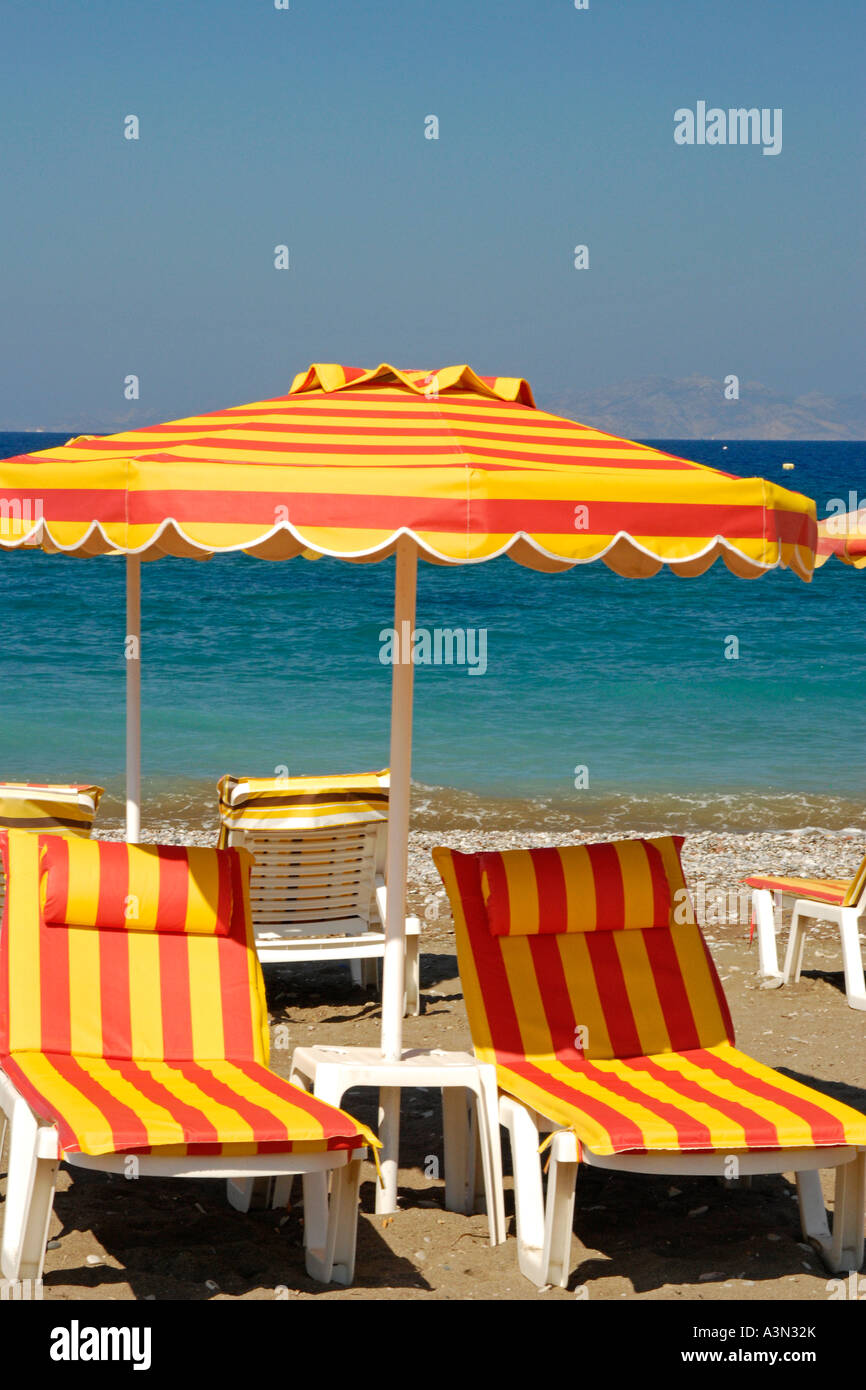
[478,836,691,935]
[40,838,244,935]
[217,769,389,832]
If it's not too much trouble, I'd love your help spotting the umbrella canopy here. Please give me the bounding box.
[817,508,866,568]
[0,362,815,577]
[0,362,819,1211]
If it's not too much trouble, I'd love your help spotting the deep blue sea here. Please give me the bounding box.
[1,434,865,832]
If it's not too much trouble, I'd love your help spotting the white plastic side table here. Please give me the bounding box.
[291,1045,506,1241]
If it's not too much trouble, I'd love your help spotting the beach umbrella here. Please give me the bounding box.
[817,507,866,568]
[0,362,817,1210]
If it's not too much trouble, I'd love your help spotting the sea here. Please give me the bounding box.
[1,434,864,836]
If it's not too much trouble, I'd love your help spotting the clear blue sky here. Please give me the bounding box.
[1,0,863,427]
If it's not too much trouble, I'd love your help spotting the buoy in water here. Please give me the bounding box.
[782,462,795,470]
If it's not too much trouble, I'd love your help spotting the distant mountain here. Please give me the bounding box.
[537,376,866,441]
[4,375,864,441]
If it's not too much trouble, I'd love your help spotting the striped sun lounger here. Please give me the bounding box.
[0,829,378,1287]
[434,836,866,1287]
[743,856,866,1009]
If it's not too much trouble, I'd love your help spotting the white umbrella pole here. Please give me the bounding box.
[377,537,417,1212]
[126,556,141,844]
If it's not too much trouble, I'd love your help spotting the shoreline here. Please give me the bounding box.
[85,787,866,939]
[89,776,866,843]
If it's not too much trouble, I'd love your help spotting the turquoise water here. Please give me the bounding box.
[1,435,864,829]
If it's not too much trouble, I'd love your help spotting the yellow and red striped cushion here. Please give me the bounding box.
[479,837,690,935]
[41,839,236,935]
[743,874,850,906]
[0,782,103,835]
[843,853,866,907]
[1,1053,374,1158]
[743,854,866,909]
[217,769,389,837]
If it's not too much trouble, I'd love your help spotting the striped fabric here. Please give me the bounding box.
[0,363,816,580]
[816,509,866,568]
[0,782,103,922]
[0,782,103,835]
[217,769,389,839]
[0,829,376,1158]
[743,875,848,906]
[41,839,236,936]
[434,845,866,1155]
[743,856,866,910]
[479,837,689,935]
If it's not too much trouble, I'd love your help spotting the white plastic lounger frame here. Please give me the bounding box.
[220,781,421,1017]
[499,1093,866,1289]
[0,1067,366,1291]
[751,884,866,1010]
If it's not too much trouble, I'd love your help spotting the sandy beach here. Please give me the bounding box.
[6,810,864,1303]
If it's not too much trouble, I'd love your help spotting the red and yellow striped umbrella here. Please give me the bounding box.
[0,363,819,1209]
[0,363,816,578]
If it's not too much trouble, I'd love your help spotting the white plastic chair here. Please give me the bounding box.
[746,859,866,1009]
[218,771,420,1014]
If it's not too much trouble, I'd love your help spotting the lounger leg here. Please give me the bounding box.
[1,1101,58,1284]
[500,1096,547,1286]
[839,909,866,1011]
[753,889,783,984]
[359,957,378,990]
[474,1068,506,1246]
[442,1088,472,1215]
[797,1158,866,1273]
[783,907,808,985]
[349,959,364,987]
[404,924,420,1017]
[796,1168,831,1249]
[327,1157,362,1286]
[301,1169,333,1282]
[302,1158,363,1286]
[542,1133,578,1289]
[830,1153,866,1272]
[227,1173,296,1212]
[470,1100,484,1204]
